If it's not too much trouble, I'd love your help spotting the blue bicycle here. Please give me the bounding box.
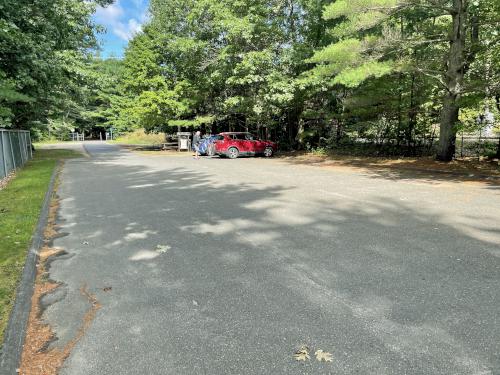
[196,135,218,156]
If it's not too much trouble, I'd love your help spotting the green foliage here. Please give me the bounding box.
[113,0,319,134]
[307,39,362,66]
[323,0,398,20]
[0,74,32,126]
[3,0,497,157]
[0,0,111,131]
[333,60,395,87]
[309,146,329,156]
[302,0,500,157]
[168,115,216,128]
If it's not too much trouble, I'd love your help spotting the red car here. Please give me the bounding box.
[214,132,277,159]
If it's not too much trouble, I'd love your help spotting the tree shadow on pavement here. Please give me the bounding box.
[48,150,500,375]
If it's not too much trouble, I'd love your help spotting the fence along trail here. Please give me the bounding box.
[0,129,33,178]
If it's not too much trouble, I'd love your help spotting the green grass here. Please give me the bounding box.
[0,149,81,342]
[111,129,165,145]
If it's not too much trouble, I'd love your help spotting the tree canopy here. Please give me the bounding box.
[112,0,499,159]
[1,0,498,160]
[0,0,112,134]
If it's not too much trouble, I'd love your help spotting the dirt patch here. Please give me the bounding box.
[279,152,500,184]
[18,167,101,375]
[19,281,100,375]
[42,198,60,240]
[0,171,16,190]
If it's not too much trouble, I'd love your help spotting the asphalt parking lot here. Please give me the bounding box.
[42,142,500,374]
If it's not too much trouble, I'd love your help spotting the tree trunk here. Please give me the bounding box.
[296,119,304,149]
[437,0,468,161]
[334,118,343,144]
[407,73,417,148]
[438,95,459,160]
[397,73,404,146]
[287,104,303,149]
[495,96,500,158]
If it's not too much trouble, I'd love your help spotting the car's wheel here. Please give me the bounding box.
[264,147,274,157]
[227,147,239,159]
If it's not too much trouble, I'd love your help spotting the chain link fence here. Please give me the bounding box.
[0,129,33,179]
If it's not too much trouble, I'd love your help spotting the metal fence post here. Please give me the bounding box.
[28,132,33,159]
[21,131,25,164]
[24,132,29,161]
[0,131,7,178]
[23,132,28,161]
[17,131,24,165]
[20,132,25,163]
[8,132,16,169]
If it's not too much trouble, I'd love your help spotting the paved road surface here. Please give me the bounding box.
[43,142,500,374]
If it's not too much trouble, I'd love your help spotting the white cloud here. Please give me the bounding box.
[94,0,144,41]
[139,8,150,24]
[94,1,124,23]
[128,18,143,35]
[113,18,143,41]
[131,0,145,7]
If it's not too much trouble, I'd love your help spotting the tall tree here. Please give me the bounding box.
[104,0,497,157]
[0,0,112,132]
[307,0,499,160]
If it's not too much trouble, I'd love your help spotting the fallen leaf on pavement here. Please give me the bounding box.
[294,346,310,361]
[156,244,171,253]
[315,349,333,362]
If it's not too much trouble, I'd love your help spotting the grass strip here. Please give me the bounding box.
[0,149,80,342]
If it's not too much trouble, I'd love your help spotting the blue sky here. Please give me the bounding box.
[93,0,149,58]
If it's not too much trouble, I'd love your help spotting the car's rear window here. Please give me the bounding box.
[216,135,225,140]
